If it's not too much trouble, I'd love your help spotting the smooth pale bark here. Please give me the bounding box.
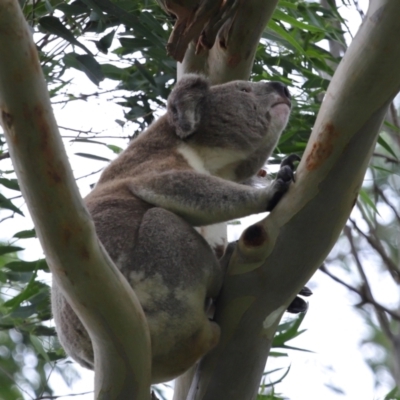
[0,2,151,399]
[187,1,400,399]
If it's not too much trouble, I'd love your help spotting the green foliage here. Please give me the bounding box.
[0,249,69,399]
[384,386,400,400]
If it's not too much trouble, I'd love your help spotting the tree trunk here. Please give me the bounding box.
[178,1,400,399]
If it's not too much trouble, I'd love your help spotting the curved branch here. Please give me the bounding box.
[0,2,151,398]
[189,1,400,399]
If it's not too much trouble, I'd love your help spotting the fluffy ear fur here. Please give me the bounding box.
[167,74,209,138]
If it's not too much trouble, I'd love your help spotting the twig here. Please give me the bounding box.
[76,167,104,181]
[0,213,14,224]
[373,152,400,164]
[344,225,395,339]
[35,391,93,399]
[352,0,365,19]
[0,151,10,160]
[51,88,122,104]
[350,214,400,283]
[38,360,56,400]
[62,135,131,140]
[320,264,400,322]
[58,125,100,135]
[373,184,400,224]
[0,364,34,399]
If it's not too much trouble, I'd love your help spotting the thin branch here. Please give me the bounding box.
[0,213,14,224]
[0,364,34,399]
[373,184,400,224]
[319,264,400,322]
[58,125,100,135]
[344,226,370,284]
[352,0,365,19]
[373,152,400,164]
[38,359,56,400]
[35,391,93,400]
[344,225,395,339]
[62,135,131,140]
[0,151,10,160]
[350,214,400,283]
[75,167,104,181]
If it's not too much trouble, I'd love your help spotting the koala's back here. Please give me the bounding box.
[52,123,222,382]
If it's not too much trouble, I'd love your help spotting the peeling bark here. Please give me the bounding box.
[177,0,279,83]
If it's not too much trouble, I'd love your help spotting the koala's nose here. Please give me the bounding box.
[270,82,291,99]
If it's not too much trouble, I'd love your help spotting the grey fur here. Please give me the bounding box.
[51,74,292,383]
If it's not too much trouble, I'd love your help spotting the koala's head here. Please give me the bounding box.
[167,74,291,180]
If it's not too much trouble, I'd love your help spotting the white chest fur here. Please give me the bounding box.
[177,143,246,180]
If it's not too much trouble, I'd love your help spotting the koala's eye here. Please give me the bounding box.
[240,87,251,93]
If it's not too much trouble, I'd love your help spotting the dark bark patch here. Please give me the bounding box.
[227,53,241,67]
[242,223,267,247]
[1,110,13,129]
[79,245,90,260]
[62,225,72,245]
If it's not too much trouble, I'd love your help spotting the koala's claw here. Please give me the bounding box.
[286,296,308,314]
[266,154,300,211]
[281,154,301,169]
[299,286,313,297]
[280,154,301,182]
[276,164,295,183]
[286,286,312,314]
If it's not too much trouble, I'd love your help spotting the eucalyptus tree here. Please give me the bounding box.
[0,0,399,399]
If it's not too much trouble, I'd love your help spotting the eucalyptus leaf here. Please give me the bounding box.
[39,16,92,55]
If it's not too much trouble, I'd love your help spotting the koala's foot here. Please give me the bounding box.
[286,286,313,314]
[266,154,300,211]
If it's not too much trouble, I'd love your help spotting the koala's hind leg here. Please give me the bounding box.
[130,207,222,382]
[51,282,94,370]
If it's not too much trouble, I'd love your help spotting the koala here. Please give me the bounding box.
[51,74,295,383]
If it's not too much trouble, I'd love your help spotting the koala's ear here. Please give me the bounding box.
[167,74,210,138]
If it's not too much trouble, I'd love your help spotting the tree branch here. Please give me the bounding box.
[0,151,10,160]
[373,183,400,224]
[344,225,396,338]
[350,215,400,283]
[373,152,400,164]
[188,1,400,398]
[0,1,152,398]
[319,264,400,322]
[177,0,279,83]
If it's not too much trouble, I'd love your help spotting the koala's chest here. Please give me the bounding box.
[176,143,247,180]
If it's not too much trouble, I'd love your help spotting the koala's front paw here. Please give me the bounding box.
[266,154,300,211]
